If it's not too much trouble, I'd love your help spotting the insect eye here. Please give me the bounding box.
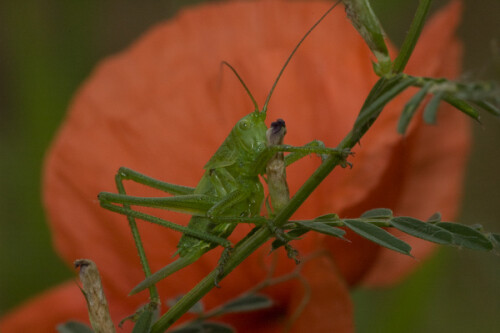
[238,120,250,131]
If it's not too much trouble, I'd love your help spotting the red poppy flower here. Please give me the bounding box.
[0,1,468,332]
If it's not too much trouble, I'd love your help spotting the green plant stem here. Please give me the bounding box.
[392,0,432,73]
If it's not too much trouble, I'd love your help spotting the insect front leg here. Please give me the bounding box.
[251,142,351,174]
[278,142,352,167]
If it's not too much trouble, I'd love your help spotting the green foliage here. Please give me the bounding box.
[436,222,493,251]
[56,322,94,333]
[295,221,346,238]
[391,217,452,245]
[344,219,413,256]
[397,77,499,134]
[169,322,235,333]
[215,294,273,314]
[166,293,273,333]
[279,209,499,258]
[361,208,393,219]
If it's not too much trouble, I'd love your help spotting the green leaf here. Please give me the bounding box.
[469,224,484,231]
[343,219,412,256]
[132,307,155,333]
[218,294,273,314]
[201,322,235,333]
[423,91,444,124]
[488,233,500,247]
[427,212,442,223]
[390,217,453,245]
[392,0,432,73]
[354,75,417,131]
[296,221,346,238]
[171,322,235,333]
[443,95,481,122]
[436,222,493,251]
[361,208,393,219]
[284,228,309,239]
[271,229,307,251]
[169,323,203,333]
[398,82,432,134]
[314,213,340,221]
[56,322,94,333]
[474,100,500,116]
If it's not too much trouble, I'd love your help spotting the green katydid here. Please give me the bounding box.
[97,1,346,295]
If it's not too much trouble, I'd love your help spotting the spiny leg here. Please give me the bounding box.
[109,168,197,314]
[114,171,160,306]
[101,200,233,290]
[99,192,217,216]
[99,200,232,248]
[285,141,353,168]
[117,166,195,195]
[278,143,352,166]
[99,187,267,286]
[252,142,351,173]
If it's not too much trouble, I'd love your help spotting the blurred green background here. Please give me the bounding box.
[0,0,498,332]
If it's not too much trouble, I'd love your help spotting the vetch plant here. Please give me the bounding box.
[1,1,498,332]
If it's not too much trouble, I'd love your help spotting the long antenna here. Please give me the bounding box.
[262,0,341,114]
[220,61,260,113]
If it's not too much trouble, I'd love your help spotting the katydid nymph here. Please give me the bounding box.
[98,1,346,295]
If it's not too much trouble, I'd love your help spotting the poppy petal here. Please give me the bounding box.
[0,282,88,333]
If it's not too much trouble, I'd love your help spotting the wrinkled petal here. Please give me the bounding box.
[0,282,88,333]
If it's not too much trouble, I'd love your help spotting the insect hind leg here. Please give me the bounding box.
[117,166,195,196]
[114,169,160,303]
